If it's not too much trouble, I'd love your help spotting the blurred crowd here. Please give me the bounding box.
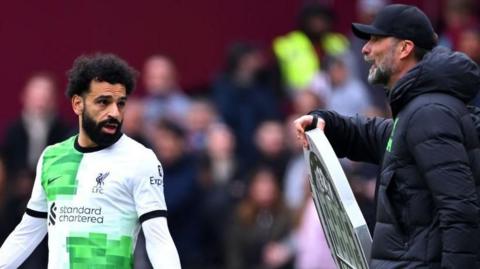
[0,0,479,268]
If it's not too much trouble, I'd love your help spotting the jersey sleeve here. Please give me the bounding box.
[26,150,48,217]
[132,150,168,223]
[143,218,181,268]
[0,213,48,268]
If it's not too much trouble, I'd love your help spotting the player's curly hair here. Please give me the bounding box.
[66,53,138,98]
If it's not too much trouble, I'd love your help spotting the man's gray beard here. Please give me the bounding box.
[367,65,391,86]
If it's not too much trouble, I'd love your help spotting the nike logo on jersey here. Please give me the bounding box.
[47,176,61,184]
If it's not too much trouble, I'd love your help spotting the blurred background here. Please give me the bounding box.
[0,0,479,268]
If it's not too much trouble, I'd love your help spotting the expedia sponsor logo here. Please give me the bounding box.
[150,165,164,186]
[150,177,163,186]
[49,203,104,225]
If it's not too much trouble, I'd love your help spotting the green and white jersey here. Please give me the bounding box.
[26,134,167,269]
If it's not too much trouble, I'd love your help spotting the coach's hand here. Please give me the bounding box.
[293,115,325,148]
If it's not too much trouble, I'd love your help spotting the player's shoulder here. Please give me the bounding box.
[43,135,77,158]
[114,134,157,160]
[116,135,162,182]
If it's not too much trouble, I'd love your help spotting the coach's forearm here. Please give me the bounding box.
[0,213,47,268]
[309,109,391,164]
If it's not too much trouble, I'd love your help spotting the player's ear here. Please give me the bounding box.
[72,95,84,116]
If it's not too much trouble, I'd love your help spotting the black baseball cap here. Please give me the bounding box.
[352,4,437,50]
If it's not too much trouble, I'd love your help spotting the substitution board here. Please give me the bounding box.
[303,129,372,269]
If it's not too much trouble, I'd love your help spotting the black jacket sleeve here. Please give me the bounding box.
[309,110,392,164]
[406,104,479,268]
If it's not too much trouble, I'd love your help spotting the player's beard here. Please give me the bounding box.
[82,109,123,147]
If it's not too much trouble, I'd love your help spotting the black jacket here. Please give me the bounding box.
[3,115,71,177]
[311,47,480,268]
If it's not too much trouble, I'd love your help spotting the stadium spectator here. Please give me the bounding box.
[325,55,372,116]
[185,98,219,154]
[438,0,478,50]
[264,188,354,269]
[458,25,480,65]
[225,167,294,269]
[142,55,191,128]
[252,120,291,187]
[2,72,71,178]
[291,89,326,116]
[293,193,336,269]
[122,97,150,147]
[212,42,280,163]
[458,25,480,106]
[197,123,245,268]
[273,3,350,94]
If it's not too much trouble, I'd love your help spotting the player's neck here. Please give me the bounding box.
[76,116,98,148]
[77,130,98,148]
